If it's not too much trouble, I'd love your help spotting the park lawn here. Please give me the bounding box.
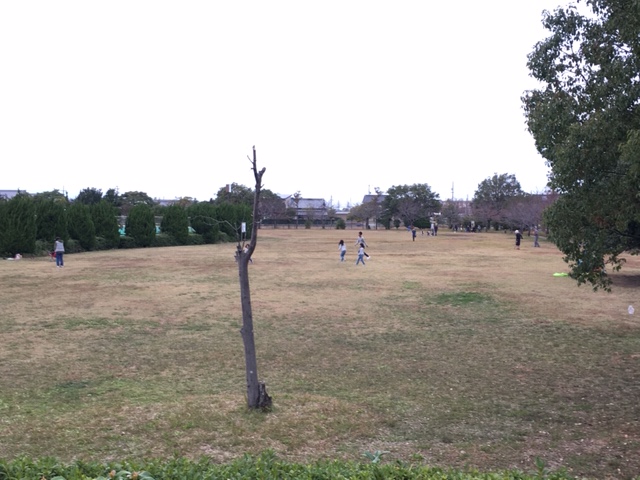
[0,228,638,479]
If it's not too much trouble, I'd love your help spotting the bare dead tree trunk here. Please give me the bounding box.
[236,146,272,410]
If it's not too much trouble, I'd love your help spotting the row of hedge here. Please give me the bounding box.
[0,194,251,257]
[0,452,573,480]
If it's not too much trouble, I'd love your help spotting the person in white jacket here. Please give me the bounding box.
[356,244,366,265]
[54,237,65,267]
[338,239,347,262]
[354,232,370,259]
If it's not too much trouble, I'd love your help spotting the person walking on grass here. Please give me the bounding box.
[356,244,366,265]
[533,227,540,247]
[355,231,370,259]
[54,237,65,268]
[514,229,523,250]
[338,239,347,262]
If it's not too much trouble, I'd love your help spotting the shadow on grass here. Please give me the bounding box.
[611,273,640,288]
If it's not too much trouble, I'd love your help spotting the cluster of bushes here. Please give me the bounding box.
[0,194,252,257]
[0,452,572,480]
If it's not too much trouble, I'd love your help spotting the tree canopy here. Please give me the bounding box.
[522,0,640,290]
[472,173,524,229]
[74,188,103,205]
[214,183,254,205]
[383,184,441,228]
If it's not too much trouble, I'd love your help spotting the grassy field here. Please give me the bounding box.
[0,228,639,479]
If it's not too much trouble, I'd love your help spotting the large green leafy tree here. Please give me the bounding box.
[103,188,122,210]
[384,184,441,228]
[472,173,524,229]
[74,187,103,205]
[523,0,640,290]
[0,194,37,256]
[91,201,120,248]
[119,191,156,216]
[160,204,189,245]
[33,189,68,203]
[213,183,254,205]
[67,203,96,250]
[125,204,156,247]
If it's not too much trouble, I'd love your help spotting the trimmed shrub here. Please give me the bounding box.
[160,205,189,245]
[187,234,204,245]
[215,202,252,240]
[187,202,220,244]
[93,236,109,251]
[0,193,37,256]
[35,199,68,243]
[153,233,178,248]
[118,236,137,249]
[125,204,156,247]
[65,238,83,254]
[68,203,96,250]
[91,201,120,248]
[335,218,346,230]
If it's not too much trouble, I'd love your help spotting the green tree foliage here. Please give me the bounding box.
[384,184,441,228]
[216,203,253,239]
[91,201,120,248]
[472,173,524,229]
[214,183,254,205]
[174,196,196,208]
[32,189,68,204]
[522,0,640,289]
[160,204,189,245]
[74,187,103,205]
[0,193,37,255]
[125,204,156,247]
[187,202,220,244]
[67,203,96,250]
[119,191,156,216]
[35,198,68,243]
[103,188,122,210]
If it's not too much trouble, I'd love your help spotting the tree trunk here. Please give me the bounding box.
[237,146,272,410]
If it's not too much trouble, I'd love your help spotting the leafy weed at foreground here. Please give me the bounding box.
[0,452,577,480]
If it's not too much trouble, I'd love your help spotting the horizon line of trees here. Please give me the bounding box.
[345,175,558,233]
[1,176,561,256]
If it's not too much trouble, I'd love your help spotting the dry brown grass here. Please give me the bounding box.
[1,228,639,478]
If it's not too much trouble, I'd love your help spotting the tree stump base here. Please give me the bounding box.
[256,381,272,411]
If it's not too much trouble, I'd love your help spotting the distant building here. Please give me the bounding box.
[282,195,328,222]
[156,198,177,207]
[0,189,27,200]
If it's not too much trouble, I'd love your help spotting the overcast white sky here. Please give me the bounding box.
[1,1,571,208]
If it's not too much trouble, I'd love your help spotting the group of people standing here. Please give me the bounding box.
[338,232,370,265]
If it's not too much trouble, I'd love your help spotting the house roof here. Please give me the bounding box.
[361,194,387,204]
[296,198,326,209]
[282,195,327,209]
